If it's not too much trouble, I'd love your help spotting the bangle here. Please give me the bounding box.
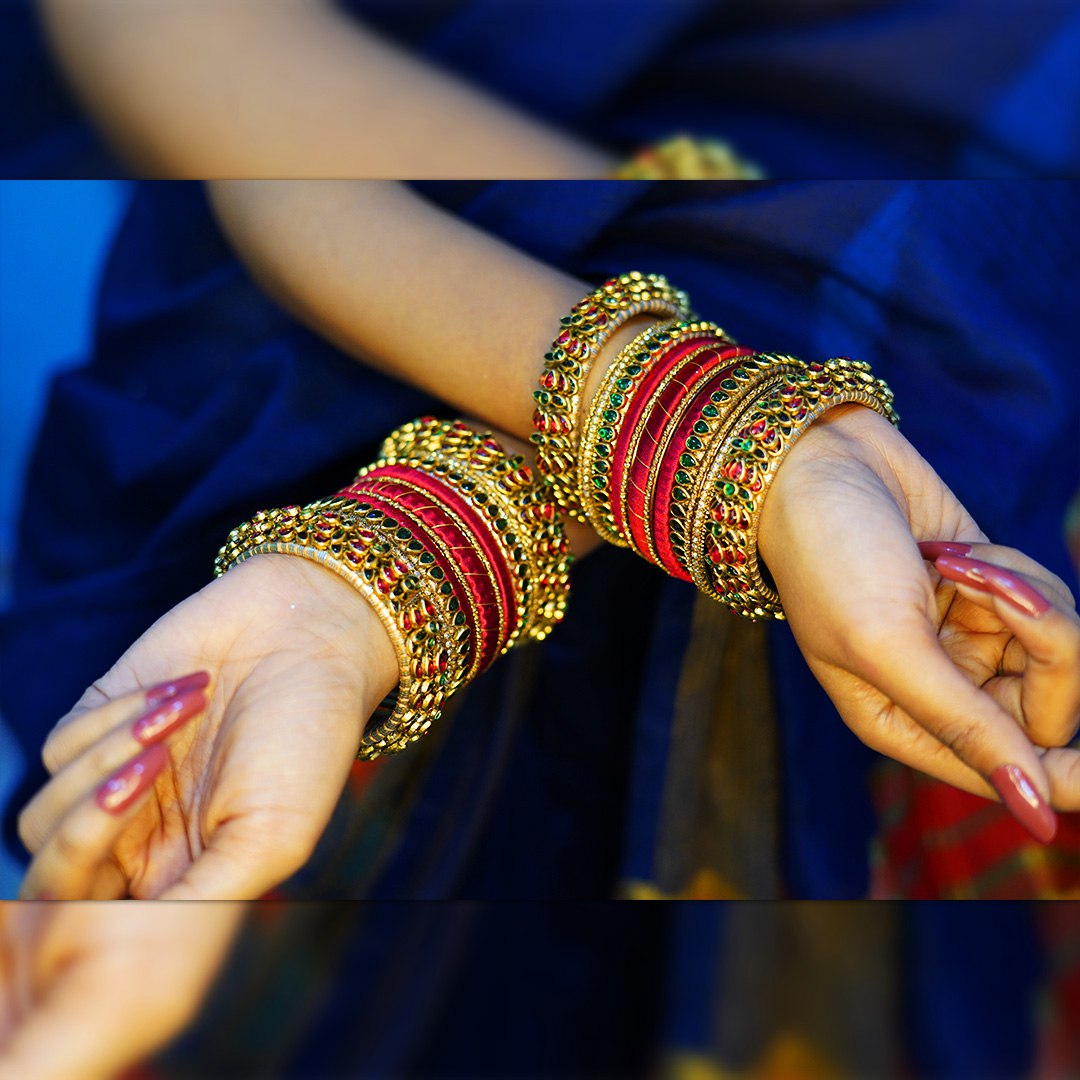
[694,359,897,618]
[579,319,727,545]
[611,134,764,180]
[531,272,692,524]
[215,418,572,759]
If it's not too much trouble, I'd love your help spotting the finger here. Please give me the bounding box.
[158,815,311,901]
[17,744,171,901]
[843,614,1058,843]
[934,553,1080,747]
[19,687,207,855]
[43,670,210,774]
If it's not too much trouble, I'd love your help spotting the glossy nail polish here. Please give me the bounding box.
[934,554,1051,617]
[144,670,210,708]
[917,540,972,560]
[990,764,1058,844]
[96,743,170,815]
[132,688,207,744]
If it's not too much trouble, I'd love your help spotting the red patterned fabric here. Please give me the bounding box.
[871,764,1080,899]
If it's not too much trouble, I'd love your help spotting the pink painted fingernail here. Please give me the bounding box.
[131,688,207,744]
[990,764,1058,843]
[95,743,170,815]
[934,554,1051,617]
[917,540,972,560]
[144,670,210,708]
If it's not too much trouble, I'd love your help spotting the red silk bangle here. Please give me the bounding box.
[356,473,510,673]
[623,347,736,564]
[607,335,724,541]
[651,346,756,577]
[361,463,520,664]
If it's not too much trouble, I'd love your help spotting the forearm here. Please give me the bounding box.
[207,179,657,553]
[37,0,612,178]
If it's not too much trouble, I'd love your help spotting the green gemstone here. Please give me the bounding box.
[420,551,435,564]
[454,611,467,626]
[533,390,549,404]
[595,459,609,472]
[679,453,695,468]
[722,482,736,496]
[693,421,709,435]
[407,539,423,552]
[702,404,719,418]
[711,391,728,404]
[720,378,737,391]
[431,566,445,579]
[440,581,453,595]
[625,363,642,377]
[671,488,687,501]
[593,476,606,489]
[615,377,633,391]
[596,443,610,457]
[610,393,624,407]
[601,409,618,423]
[448,597,459,611]
[685,435,703,451]
[598,426,613,441]
[475,492,488,503]
[733,368,748,379]
[674,470,691,485]
[395,527,411,541]
[495,518,508,531]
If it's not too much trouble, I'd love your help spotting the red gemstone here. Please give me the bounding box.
[750,419,767,436]
[557,330,571,345]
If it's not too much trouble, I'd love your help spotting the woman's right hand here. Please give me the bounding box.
[16,552,399,900]
[0,900,245,1080]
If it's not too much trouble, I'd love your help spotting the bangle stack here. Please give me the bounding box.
[215,418,571,759]
[531,272,692,524]
[537,274,899,619]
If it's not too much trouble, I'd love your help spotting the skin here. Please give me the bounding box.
[36,0,611,178]
[0,901,245,1080]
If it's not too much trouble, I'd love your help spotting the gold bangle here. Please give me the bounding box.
[611,134,764,180]
[697,360,898,619]
[532,272,692,524]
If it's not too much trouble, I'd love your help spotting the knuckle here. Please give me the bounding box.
[16,808,40,853]
[51,811,96,866]
[933,717,985,762]
[41,733,66,774]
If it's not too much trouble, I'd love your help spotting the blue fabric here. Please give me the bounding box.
[3,0,1080,177]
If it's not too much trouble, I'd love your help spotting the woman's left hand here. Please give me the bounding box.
[759,404,1080,842]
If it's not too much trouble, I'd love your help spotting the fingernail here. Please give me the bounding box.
[144,670,210,708]
[96,744,170,815]
[990,764,1058,843]
[132,688,207,744]
[917,540,972,560]
[934,555,1051,617]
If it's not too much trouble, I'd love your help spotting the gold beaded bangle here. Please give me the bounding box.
[578,320,727,545]
[611,134,764,180]
[531,272,692,524]
[216,499,467,758]
[694,359,898,619]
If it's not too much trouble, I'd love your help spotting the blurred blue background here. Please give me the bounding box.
[0,179,132,896]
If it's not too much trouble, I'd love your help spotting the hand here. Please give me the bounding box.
[759,405,1080,841]
[17,553,398,899]
[0,900,244,1080]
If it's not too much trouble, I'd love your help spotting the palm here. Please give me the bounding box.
[33,553,392,899]
[762,406,1080,805]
